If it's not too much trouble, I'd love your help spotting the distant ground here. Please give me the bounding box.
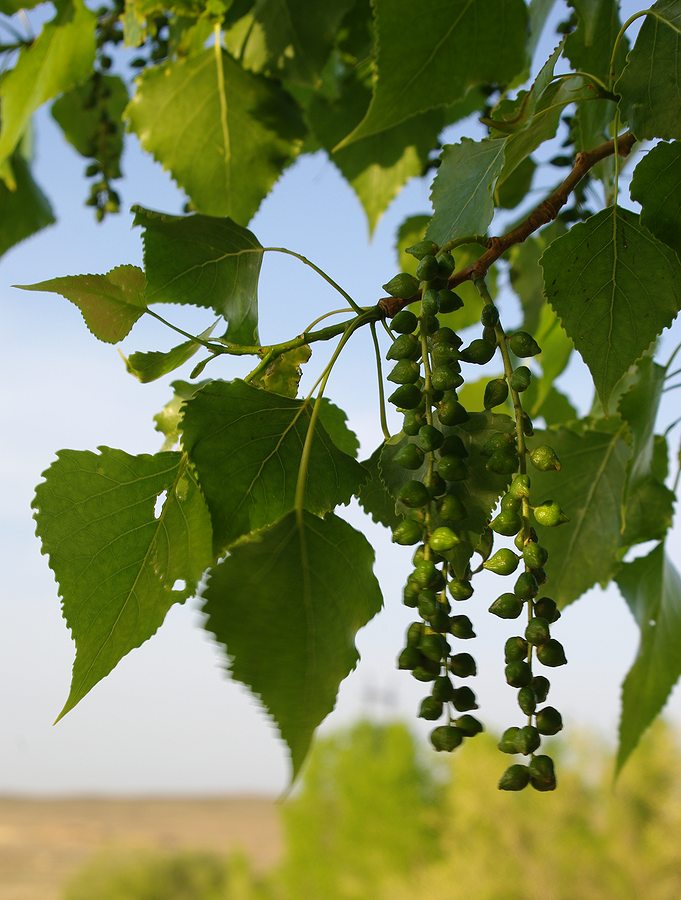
[0,795,281,900]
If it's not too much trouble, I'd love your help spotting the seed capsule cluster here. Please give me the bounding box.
[383,240,569,791]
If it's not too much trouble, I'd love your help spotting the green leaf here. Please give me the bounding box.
[126,47,305,223]
[33,449,213,719]
[616,543,681,773]
[532,303,573,408]
[0,0,96,165]
[133,206,262,345]
[630,141,681,256]
[617,357,674,545]
[524,383,577,427]
[180,380,367,551]
[16,265,147,343]
[527,427,630,606]
[427,139,506,245]
[540,206,681,408]
[337,0,528,146]
[616,0,681,141]
[251,344,311,398]
[124,324,216,384]
[235,0,356,86]
[496,156,535,210]
[52,74,129,174]
[381,412,514,575]
[317,400,360,458]
[307,77,444,234]
[356,444,401,530]
[153,380,209,450]
[0,153,54,259]
[202,510,383,776]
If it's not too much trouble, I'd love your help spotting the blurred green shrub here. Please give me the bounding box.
[64,720,681,900]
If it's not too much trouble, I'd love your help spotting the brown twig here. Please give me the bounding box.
[378,131,636,318]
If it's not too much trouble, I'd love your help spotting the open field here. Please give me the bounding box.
[0,795,281,900]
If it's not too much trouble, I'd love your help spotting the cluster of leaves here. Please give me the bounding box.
[3,0,681,780]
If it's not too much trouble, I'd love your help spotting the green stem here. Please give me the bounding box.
[369,322,391,441]
[304,306,357,332]
[146,309,224,352]
[263,247,364,314]
[548,70,611,95]
[419,322,434,559]
[442,235,489,253]
[294,315,371,517]
[608,9,651,90]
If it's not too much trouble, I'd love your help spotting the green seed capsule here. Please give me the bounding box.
[431,364,461,391]
[398,480,430,508]
[416,254,440,281]
[421,314,440,334]
[505,660,532,687]
[525,617,551,645]
[452,686,478,711]
[530,445,561,472]
[435,251,455,276]
[537,639,567,667]
[394,443,425,470]
[429,526,460,552]
[437,397,469,426]
[432,675,456,702]
[430,725,463,752]
[516,725,541,755]
[403,410,425,435]
[419,696,443,720]
[437,289,464,313]
[499,764,530,791]
[419,632,448,663]
[484,548,520,576]
[500,492,521,513]
[509,474,531,499]
[489,593,524,619]
[438,455,468,481]
[438,493,467,522]
[449,652,477,677]
[514,572,539,599]
[431,326,461,348]
[440,435,468,458]
[533,500,569,527]
[403,580,419,608]
[481,303,500,327]
[390,309,419,333]
[383,272,420,298]
[388,384,422,409]
[413,666,438,682]
[388,359,421,384]
[531,675,550,703]
[421,290,439,317]
[483,433,515,455]
[491,510,522,536]
[522,412,534,436]
[518,686,536,716]
[536,706,563,735]
[387,333,421,360]
[484,378,509,409]
[429,604,450,633]
[397,645,421,669]
[392,519,422,545]
[406,622,424,646]
[448,578,473,601]
[424,471,447,498]
[529,754,557,791]
[523,542,548,569]
[505,636,529,662]
[455,714,483,736]
[534,597,561,623]
[510,365,532,392]
[482,325,497,345]
[460,339,496,364]
[413,560,437,587]
[417,594,438,619]
[498,726,521,754]
[406,239,440,260]
[509,331,541,357]
[417,424,444,451]
[486,449,519,474]
[449,615,476,639]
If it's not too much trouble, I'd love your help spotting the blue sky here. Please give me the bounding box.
[1,0,679,793]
